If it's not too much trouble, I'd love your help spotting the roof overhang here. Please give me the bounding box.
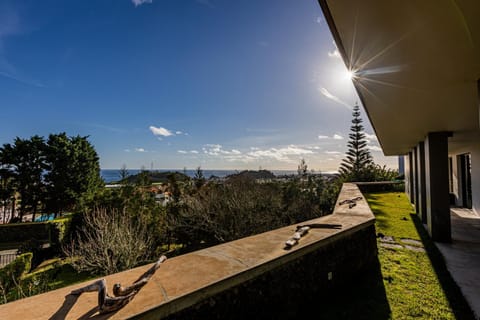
[318,0,480,155]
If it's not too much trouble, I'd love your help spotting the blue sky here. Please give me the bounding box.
[0,0,398,172]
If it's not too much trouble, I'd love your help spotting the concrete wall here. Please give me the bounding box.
[470,146,480,215]
[448,138,480,216]
[405,152,413,202]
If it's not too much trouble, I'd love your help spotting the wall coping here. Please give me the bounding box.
[0,183,375,320]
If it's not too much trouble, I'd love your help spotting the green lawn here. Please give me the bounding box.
[317,191,475,320]
[366,192,475,320]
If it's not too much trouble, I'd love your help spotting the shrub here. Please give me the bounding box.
[63,207,154,275]
[167,176,341,251]
[0,253,33,302]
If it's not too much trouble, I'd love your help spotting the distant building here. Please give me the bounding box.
[155,191,172,207]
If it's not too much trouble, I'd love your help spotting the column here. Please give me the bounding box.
[407,151,414,203]
[413,147,419,210]
[424,132,451,242]
[416,142,427,222]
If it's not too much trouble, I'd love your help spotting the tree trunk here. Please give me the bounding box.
[32,201,37,223]
[11,197,16,221]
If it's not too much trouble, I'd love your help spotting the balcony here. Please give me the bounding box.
[0,183,377,319]
[0,182,476,319]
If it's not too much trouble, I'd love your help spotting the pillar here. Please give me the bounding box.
[416,142,427,222]
[407,151,414,203]
[424,132,451,242]
[413,147,419,210]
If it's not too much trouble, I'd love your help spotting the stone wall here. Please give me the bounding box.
[159,225,377,320]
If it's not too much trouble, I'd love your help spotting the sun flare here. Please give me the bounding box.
[344,69,356,81]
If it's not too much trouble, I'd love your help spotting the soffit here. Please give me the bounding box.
[319,0,480,155]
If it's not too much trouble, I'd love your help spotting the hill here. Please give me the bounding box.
[225,170,276,181]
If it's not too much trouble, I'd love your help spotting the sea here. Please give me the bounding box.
[100,169,298,184]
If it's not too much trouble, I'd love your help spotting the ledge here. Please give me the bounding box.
[0,183,375,319]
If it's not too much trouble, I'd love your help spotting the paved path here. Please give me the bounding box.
[436,208,480,320]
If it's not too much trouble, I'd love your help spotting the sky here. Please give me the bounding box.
[0,0,398,172]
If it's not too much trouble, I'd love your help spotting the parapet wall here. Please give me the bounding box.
[0,183,377,319]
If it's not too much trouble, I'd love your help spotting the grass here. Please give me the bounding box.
[1,256,94,305]
[28,257,93,289]
[316,191,475,320]
[365,192,475,320]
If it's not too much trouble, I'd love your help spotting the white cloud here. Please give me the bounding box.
[132,0,152,7]
[202,144,243,156]
[318,134,343,140]
[328,49,341,58]
[203,144,222,155]
[246,145,314,163]
[135,148,146,152]
[333,134,344,140]
[368,145,383,152]
[325,151,341,154]
[199,144,315,164]
[179,150,199,155]
[364,132,378,142]
[149,126,173,137]
[319,87,352,110]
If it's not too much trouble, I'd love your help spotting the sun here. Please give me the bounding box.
[343,69,356,81]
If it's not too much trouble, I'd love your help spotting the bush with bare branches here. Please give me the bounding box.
[64,208,153,276]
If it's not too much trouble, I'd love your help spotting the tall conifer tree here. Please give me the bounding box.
[339,104,373,181]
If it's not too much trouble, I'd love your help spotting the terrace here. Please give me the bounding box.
[0,183,476,319]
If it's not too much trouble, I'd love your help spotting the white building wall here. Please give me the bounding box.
[405,153,412,202]
[449,139,480,216]
[470,145,480,216]
[451,155,460,205]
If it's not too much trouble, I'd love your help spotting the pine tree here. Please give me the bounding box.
[339,104,373,181]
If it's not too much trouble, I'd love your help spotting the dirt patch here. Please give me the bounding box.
[400,238,423,247]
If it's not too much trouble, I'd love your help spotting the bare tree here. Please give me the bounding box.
[297,158,308,177]
[118,164,130,183]
[64,208,153,275]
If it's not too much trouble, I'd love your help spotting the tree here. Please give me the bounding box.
[297,158,308,177]
[338,104,373,181]
[136,167,151,187]
[44,133,103,216]
[118,164,130,184]
[64,208,153,275]
[194,166,205,189]
[0,153,16,223]
[2,136,46,222]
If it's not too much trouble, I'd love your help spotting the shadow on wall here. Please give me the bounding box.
[303,257,391,320]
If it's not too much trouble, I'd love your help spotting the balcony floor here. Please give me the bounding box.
[435,208,480,320]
